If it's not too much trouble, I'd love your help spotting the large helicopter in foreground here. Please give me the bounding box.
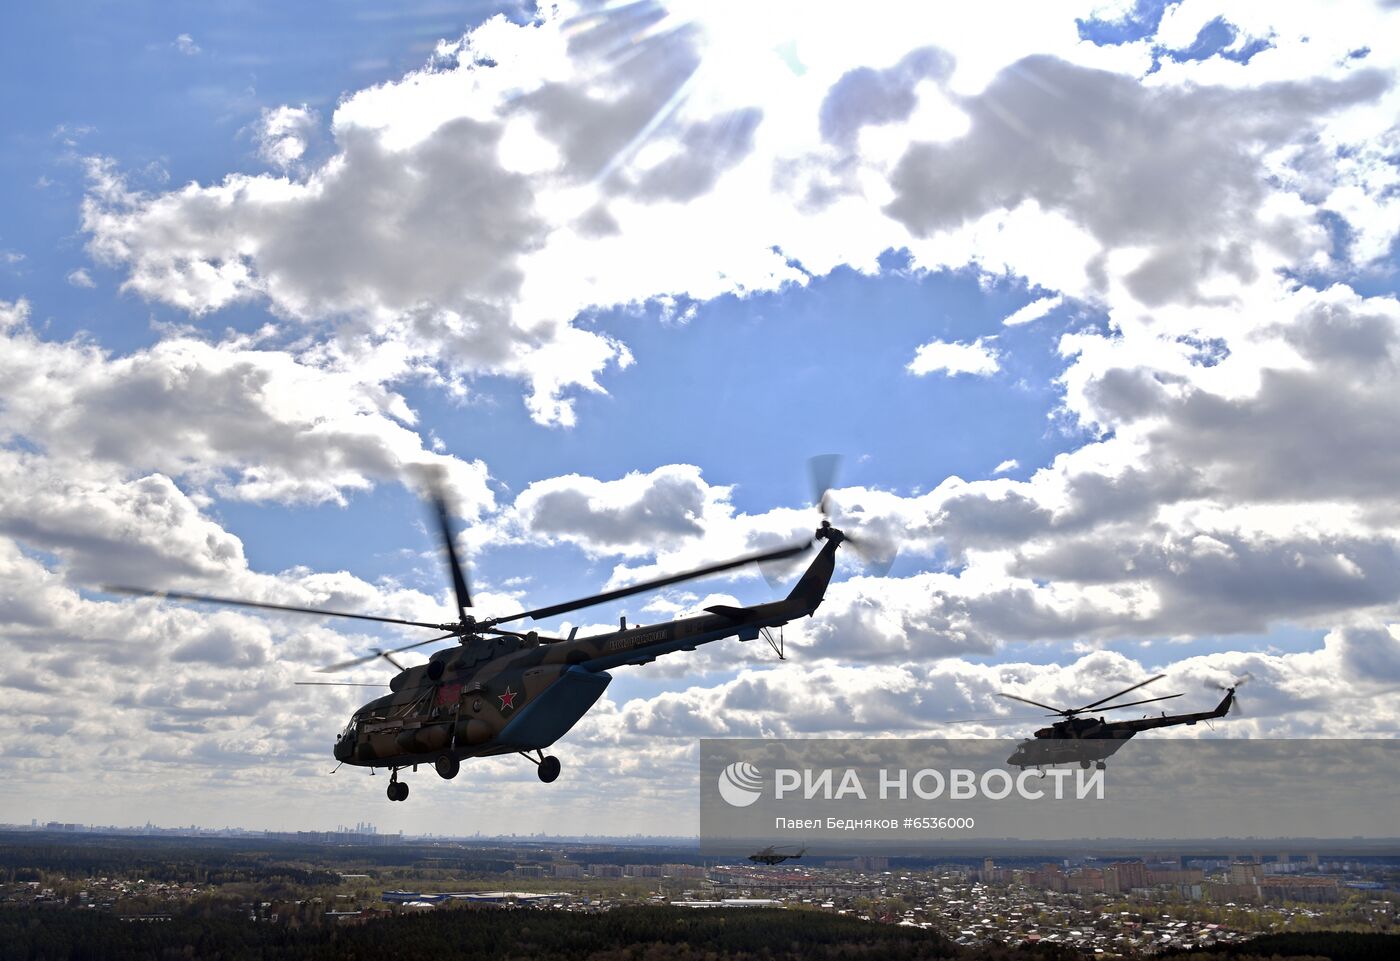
[113,460,888,802]
[1000,674,1240,772]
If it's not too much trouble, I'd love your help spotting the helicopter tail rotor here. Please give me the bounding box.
[811,455,899,576]
[806,455,900,575]
[1206,673,1251,715]
[759,454,896,588]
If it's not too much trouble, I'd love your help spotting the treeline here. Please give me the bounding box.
[0,905,1068,961]
[1162,931,1400,961]
[0,833,514,885]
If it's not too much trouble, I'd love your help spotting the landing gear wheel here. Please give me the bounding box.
[435,755,460,780]
[537,755,561,783]
[1095,761,1106,771]
[1079,759,1092,769]
[387,780,409,801]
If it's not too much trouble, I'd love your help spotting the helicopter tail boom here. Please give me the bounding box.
[1118,686,1237,732]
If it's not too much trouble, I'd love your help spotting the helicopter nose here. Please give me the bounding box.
[334,737,352,762]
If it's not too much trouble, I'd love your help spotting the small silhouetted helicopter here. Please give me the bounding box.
[1001,674,1241,772]
[748,845,806,865]
[112,459,889,802]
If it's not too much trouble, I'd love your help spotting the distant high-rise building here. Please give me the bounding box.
[1113,860,1149,890]
[1229,861,1262,885]
[1103,866,1121,895]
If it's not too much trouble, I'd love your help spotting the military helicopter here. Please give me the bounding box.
[1000,674,1240,772]
[748,845,806,865]
[112,460,888,802]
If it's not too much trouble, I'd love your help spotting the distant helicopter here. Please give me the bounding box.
[748,845,806,865]
[1000,675,1241,772]
[112,460,890,802]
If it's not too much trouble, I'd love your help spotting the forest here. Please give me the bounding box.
[0,834,521,885]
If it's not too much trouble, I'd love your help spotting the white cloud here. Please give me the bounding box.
[993,459,1018,474]
[66,268,95,288]
[0,298,495,516]
[502,465,728,558]
[173,33,200,56]
[907,337,1000,376]
[1002,294,1062,327]
[887,57,1386,307]
[254,104,318,172]
[81,3,1400,426]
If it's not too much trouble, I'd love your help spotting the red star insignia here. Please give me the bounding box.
[498,687,517,711]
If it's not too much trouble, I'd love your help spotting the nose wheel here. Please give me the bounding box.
[386,770,409,801]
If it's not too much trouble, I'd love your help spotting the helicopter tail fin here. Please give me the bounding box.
[1216,688,1236,717]
[783,536,839,614]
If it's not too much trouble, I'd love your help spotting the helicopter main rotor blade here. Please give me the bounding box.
[936,713,1048,724]
[294,681,387,687]
[428,482,473,619]
[318,631,459,673]
[488,540,814,625]
[1088,692,1185,713]
[1072,673,1166,713]
[995,691,1069,715]
[105,586,454,632]
[809,454,842,517]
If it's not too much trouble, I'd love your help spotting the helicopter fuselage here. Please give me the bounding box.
[334,532,844,773]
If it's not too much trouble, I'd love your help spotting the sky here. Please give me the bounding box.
[1,0,1399,836]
